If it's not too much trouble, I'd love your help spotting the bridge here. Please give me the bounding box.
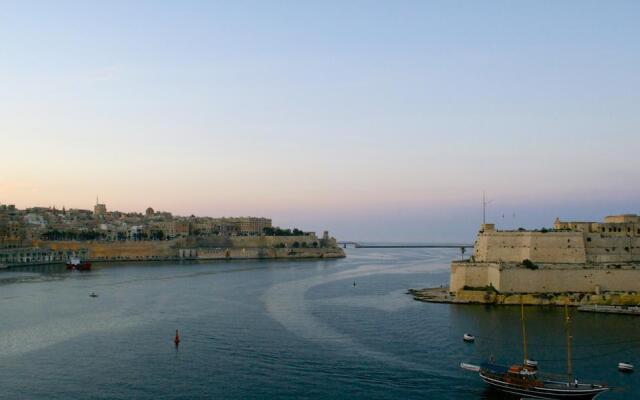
[337,242,473,249]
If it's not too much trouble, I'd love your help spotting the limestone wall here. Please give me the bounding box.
[194,247,344,260]
[450,262,640,293]
[584,233,640,263]
[33,239,180,261]
[189,235,323,249]
[450,262,495,291]
[15,235,344,265]
[474,231,639,264]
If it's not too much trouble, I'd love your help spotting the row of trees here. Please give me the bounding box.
[41,229,167,241]
[41,230,106,241]
[263,227,306,236]
[274,241,319,248]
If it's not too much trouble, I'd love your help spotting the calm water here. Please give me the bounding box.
[0,248,638,399]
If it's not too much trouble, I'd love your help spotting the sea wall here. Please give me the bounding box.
[192,247,345,260]
[0,236,344,266]
[450,261,640,293]
[186,235,329,249]
[410,287,640,306]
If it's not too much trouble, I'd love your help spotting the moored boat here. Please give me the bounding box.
[618,362,634,373]
[461,299,609,399]
[66,257,91,271]
[479,362,608,399]
[463,333,475,343]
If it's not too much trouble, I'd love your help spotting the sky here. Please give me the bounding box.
[1,1,639,242]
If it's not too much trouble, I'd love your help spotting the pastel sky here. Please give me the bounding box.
[1,1,639,242]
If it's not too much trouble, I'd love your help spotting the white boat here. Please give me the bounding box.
[463,333,475,342]
[618,362,634,372]
[524,359,538,369]
[460,362,480,372]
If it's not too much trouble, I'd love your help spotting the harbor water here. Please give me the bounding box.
[0,248,638,399]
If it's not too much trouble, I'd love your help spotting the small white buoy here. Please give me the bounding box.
[618,362,634,373]
[463,333,475,343]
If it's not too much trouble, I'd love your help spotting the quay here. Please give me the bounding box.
[578,305,640,315]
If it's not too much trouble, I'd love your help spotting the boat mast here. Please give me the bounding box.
[520,295,528,363]
[564,301,573,381]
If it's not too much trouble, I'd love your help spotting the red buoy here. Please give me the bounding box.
[174,329,180,346]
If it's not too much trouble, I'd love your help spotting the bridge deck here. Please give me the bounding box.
[337,243,473,249]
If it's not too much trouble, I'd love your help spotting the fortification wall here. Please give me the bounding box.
[474,231,586,263]
[474,231,640,264]
[583,233,640,263]
[450,262,640,293]
[451,262,505,291]
[22,235,343,264]
[33,239,180,261]
[232,235,321,248]
[194,247,344,260]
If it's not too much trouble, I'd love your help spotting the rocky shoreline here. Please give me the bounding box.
[408,287,640,306]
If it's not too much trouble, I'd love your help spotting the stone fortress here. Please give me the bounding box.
[443,214,640,305]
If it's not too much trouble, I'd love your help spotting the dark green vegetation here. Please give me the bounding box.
[263,227,305,236]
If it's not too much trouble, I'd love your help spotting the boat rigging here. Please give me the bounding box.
[460,299,609,399]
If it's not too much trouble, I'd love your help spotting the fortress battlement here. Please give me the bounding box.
[449,215,640,297]
[474,215,640,265]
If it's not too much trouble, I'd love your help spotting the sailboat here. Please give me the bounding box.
[461,299,609,399]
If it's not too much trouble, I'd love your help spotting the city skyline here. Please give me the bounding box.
[2,1,639,241]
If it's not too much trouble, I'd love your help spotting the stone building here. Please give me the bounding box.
[94,201,107,217]
[236,217,272,235]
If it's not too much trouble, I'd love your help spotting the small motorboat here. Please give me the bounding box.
[618,362,634,373]
[463,333,475,343]
[66,257,91,271]
[89,292,98,298]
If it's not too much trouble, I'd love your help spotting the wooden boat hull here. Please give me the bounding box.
[480,372,609,399]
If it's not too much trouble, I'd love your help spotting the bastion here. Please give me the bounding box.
[412,214,640,306]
